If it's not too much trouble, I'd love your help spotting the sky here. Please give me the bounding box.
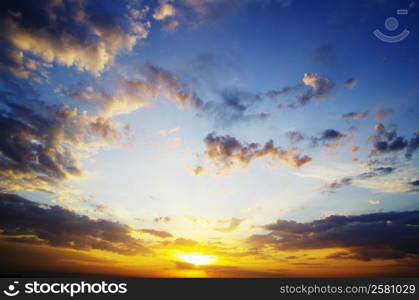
[0,0,419,277]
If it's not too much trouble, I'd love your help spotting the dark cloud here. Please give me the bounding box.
[0,98,122,192]
[409,180,419,186]
[310,44,336,67]
[358,167,396,179]
[320,129,346,140]
[344,77,357,89]
[285,128,348,150]
[406,132,419,159]
[0,193,150,255]
[310,129,347,148]
[248,210,419,261]
[369,123,418,158]
[201,132,312,173]
[341,111,368,120]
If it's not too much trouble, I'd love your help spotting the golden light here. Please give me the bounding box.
[177,253,217,266]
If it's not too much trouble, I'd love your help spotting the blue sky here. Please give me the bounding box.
[1,0,419,277]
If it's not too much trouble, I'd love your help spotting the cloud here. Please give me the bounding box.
[341,111,368,120]
[153,216,172,224]
[286,128,347,150]
[369,123,419,159]
[319,129,346,141]
[309,129,347,150]
[409,180,419,186]
[179,0,243,25]
[406,132,419,159]
[266,72,335,109]
[323,177,353,191]
[192,165,205,176]
[0,193,150,255]
[214,218,244,233]
[266,85,299,100]
[323,167,396,192]
[299,73,334,105]
[158,126,181,136]
[201,87,268,125]
[0,0,150,76]
[351,146,360,154]
[286,131,305,144]
[369,199,380,205]
[375,108,394,121]
[138,229,173,238]
[344,77,357,89]
[0,99,125,193]
[61,62,204,117]
[200,132,312,173]
[248,210,419,261]
[153,2,176,20]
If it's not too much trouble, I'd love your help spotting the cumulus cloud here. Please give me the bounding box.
[0,99,125,193]
[300,73,334,105]
[369,123,419,159]
[0,193,150,255]
[265,72,335,109]
[200,133,312,173]
[248,210,419,261]
[153,2,176,20]
[0,0,150,77]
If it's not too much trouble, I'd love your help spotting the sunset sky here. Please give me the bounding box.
[1,0,419,277]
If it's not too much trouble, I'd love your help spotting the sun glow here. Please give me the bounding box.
[177,253,217,266]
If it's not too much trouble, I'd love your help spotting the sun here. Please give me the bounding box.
[177,253,217,266]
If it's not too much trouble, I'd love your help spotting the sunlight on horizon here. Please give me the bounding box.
[177,253,218,266]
